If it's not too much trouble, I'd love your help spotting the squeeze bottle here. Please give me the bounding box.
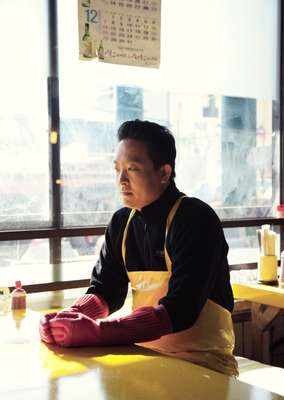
[11,281,26,310]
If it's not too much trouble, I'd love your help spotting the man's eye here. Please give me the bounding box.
[128,166,139,171]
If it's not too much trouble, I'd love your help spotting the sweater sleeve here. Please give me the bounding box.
[97,304,173,345]
[68,293,109,319]
[48,305,173,348]
[159,199,233,333]
[86,210,130,314]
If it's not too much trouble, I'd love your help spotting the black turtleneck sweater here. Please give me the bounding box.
[87,182,234,333]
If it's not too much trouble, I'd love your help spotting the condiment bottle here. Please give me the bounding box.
[11,281,26,310]
[276,204,284,218]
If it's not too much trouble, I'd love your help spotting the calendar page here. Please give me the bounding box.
[78,0,161,68]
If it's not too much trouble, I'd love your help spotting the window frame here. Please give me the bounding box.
[0,0,283,293]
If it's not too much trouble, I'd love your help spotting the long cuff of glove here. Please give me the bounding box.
[98,304,173,346]
[70,294,109,320]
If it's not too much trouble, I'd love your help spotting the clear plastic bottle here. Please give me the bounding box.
[11,281,26,310]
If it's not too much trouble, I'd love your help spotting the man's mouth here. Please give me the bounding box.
[121,191,132,196]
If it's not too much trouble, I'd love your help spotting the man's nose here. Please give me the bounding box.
[118,169,129,183]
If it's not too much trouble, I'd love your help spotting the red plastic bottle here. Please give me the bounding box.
[11,281,26,310]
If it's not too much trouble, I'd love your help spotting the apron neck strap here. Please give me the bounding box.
[122,208,136,267]
[164,195,187,272]
[165,195,187,238]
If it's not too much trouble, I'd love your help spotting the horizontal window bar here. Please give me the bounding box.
[221,218,284,228]
[0,226,106,241]
[0,218,284,241]
[229,262,258,270]
[8,279,89,294]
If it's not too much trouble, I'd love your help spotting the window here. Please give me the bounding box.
[58,0,280,226]
[0,0,282,292]
[0,0,50,230]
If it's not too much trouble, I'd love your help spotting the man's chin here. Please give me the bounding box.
[122,200,136,208]
[121,196,138,209]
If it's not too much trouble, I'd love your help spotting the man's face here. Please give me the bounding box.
[114,139,171,209]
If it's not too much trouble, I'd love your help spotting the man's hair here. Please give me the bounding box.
[117,119,176,179]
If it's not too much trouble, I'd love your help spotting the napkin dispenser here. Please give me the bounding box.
[257,225,278,285]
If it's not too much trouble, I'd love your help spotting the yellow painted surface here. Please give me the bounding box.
[232,282,284,308]
[0,310,283,399]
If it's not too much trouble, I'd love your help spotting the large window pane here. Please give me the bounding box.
[0,0,50,230]
[58,0,280,226]
[171,94,279,219]
[62,235,103,260]
[0,239,49,267]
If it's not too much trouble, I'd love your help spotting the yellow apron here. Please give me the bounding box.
[122,196,239,376]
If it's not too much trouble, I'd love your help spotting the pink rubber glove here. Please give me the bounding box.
[39,294,109,344]
[49,305,172,348]
[39,312,57,344]
[49,312,102,347]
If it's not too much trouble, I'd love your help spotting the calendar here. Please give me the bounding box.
[78,0,161,68]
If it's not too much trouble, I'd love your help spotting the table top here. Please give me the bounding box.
[232,281,284,308]
[0,309,283,400]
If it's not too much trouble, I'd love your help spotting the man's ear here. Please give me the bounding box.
[160,164,172,184]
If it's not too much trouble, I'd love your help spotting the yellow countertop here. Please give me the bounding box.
[0,310,283,400]
[232,282,284,308]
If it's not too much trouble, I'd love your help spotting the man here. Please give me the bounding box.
[40,119,238,376]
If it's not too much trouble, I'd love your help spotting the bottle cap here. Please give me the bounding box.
[15,281,22,289]
[277,204,284,211]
